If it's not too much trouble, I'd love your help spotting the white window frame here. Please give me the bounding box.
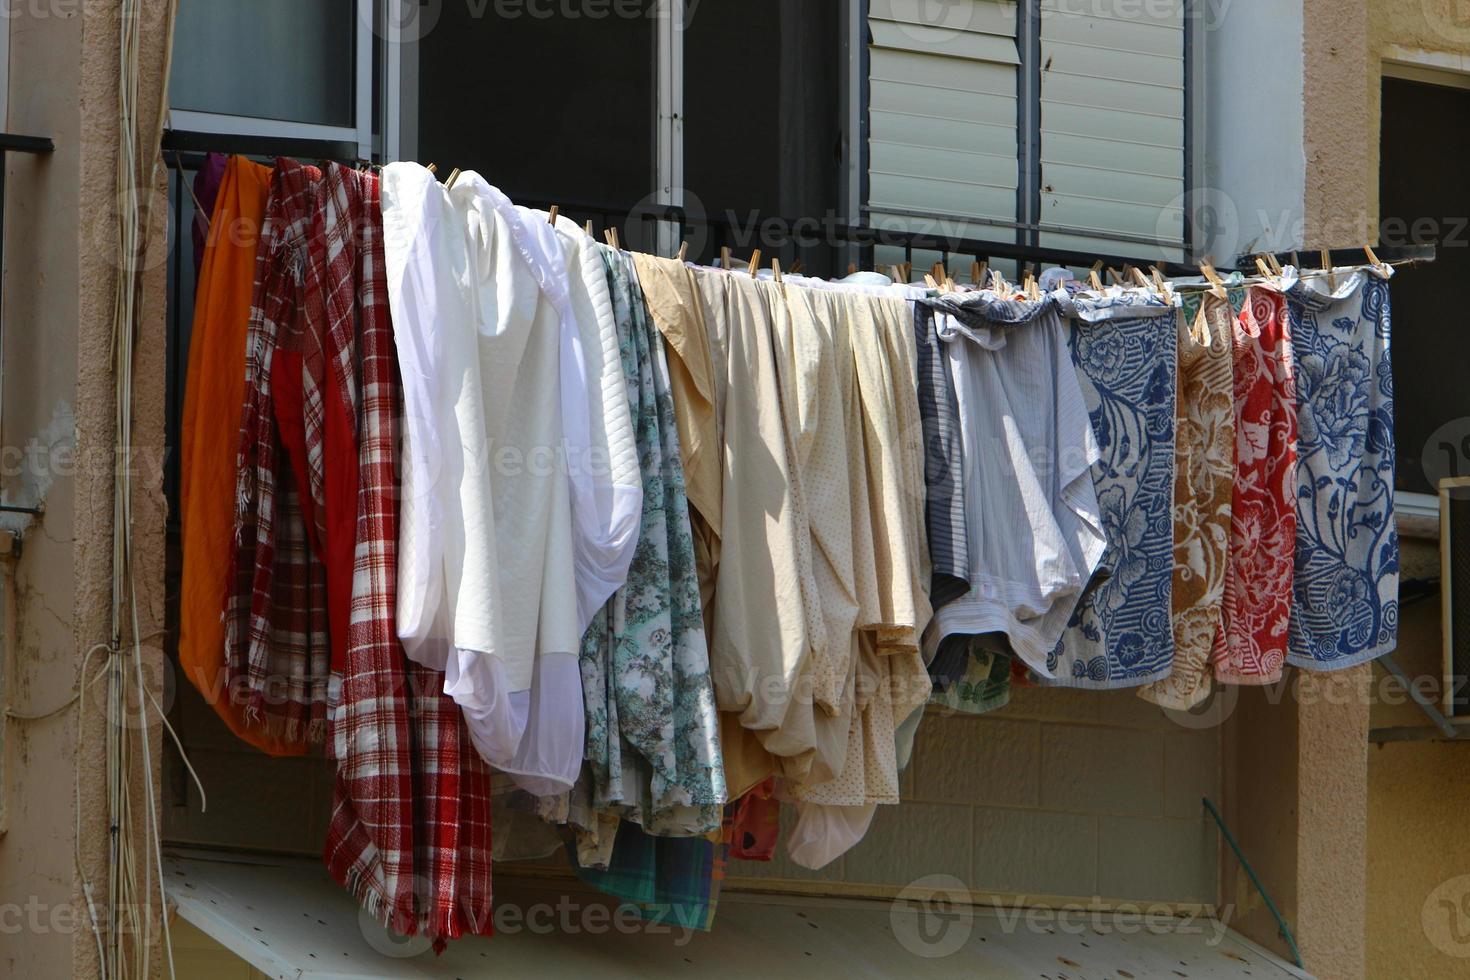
[1380,47,1470,538]
[0,11,9,130]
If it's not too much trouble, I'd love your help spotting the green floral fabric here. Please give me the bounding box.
[567,246,725,842]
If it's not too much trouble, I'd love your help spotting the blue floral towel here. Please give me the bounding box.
[1285,269,1398,669]
[1047,292,1178,688]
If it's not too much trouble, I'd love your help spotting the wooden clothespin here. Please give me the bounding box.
[902,262,913,283]
[585,219,595,237]
[605,227,621,250]
[990,269,1007,294]
[924,273,939,290]
[772,258,782,283]
[1364,243,1389,276]
[847,262,859,276]
[747,249,762,276]
[677,241,689,263]
[932,261,946,283]
[1290,251,1301,272]
[890,264,906,283]
[971,260,982,285]
[445,167,462,188]
[1320,248,1335,289]
[1089,267,1105,293]
[425,163,438,174]
[721,246,732,270]
[789,259,805,276]
[1266,252,1284,276]
[1129,266,1151,290]
[1200,261,1227,299]
[1150,266,1173,302]
[547,205,559,226]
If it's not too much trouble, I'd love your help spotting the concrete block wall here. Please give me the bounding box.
[165,678,1221,908]
[729,685,1222,907]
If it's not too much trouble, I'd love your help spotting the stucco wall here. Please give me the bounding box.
[1365,539,1470,978]
[1360,3,1470,977]
[0,2,171,977]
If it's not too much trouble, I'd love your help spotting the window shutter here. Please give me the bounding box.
[1038,0,1186,258]
[864,1,1189,259]
[867,0,1021,240]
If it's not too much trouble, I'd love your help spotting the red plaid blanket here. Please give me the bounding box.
[227,158,329,743]
[319,165,493,944]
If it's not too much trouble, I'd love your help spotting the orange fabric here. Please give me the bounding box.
[178,157,305,756]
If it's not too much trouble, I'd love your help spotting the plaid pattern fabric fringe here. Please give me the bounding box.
[226,158,330,744]
[317,165,494,945]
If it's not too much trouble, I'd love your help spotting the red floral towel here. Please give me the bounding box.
[227,158,329,743]
[1215,287,1298,683]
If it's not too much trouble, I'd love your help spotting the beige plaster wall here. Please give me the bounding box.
[1364,538,1470,979]
[0,2,171,977]
[1363,3,1470,977]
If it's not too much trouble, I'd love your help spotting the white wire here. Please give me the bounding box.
[99,0,181,976]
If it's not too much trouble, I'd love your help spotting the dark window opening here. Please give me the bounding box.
[1380,76,1470,494]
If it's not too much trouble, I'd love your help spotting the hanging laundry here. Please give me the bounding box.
[729,779,780,862]
[931,643,1013,716]
[696,269,824,788]
[549,212,645,630]
[1046,291,1178,688]
[314,163,495,944]
[766,281,869,789]
[1216,286,1298,685]
[382,163,588,794]
[628,254,723,631]
[179,155,306,756]
[190,151,227,291]
[562,245,725,848]
[912,303,970,612]
[569,820,728,933]
[785,284,933,870]
[226,157,330,742]
[1141,295,1237,710]
[1285,268,1399,669]
[920,293,1105,684]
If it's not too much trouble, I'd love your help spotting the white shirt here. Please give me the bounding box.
[382,163,585,794]
[923,291,1106,676]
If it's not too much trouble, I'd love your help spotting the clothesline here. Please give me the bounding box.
[176,152,1409,951]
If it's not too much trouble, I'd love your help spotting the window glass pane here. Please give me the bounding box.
[170,0,357,127]
[416,5,655,246]
[684,2,843,273]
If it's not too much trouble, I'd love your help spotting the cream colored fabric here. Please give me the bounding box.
[693,269,819,785]
[1140,300,1235,710]
[785,289,933,867]
[627,254,722,543]
[769,283,866,785]
[628,254,724,647]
